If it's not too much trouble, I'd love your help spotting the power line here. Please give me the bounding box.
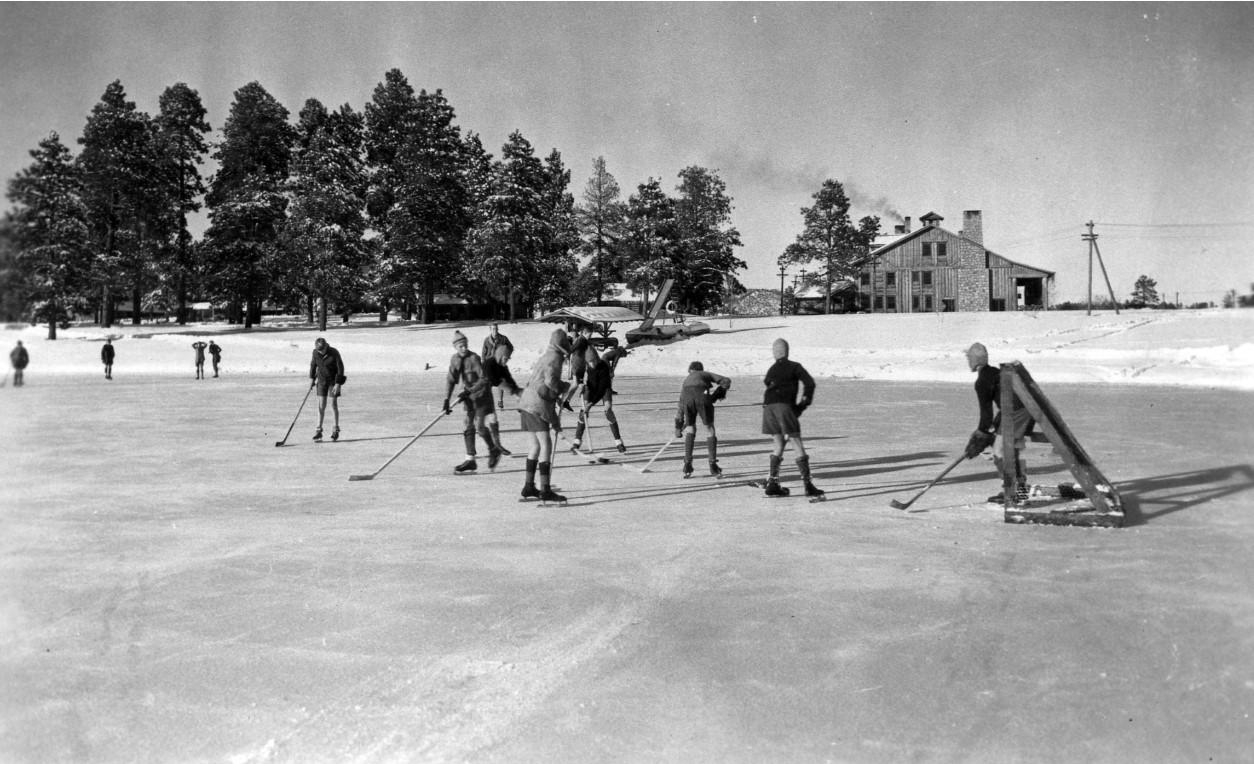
[1094,221,1254,228]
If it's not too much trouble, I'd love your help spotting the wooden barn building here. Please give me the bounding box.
[857,210,1054,312]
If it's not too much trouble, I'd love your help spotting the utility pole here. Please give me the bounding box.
[777,264,787,316]
[1083,221,1120,315]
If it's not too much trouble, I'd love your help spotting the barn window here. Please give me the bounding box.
[860,272,870,286]
[885,295,896,311]
[885,272,896,287]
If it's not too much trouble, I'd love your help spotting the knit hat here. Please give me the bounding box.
[688,361,704,372]
[452,330,467,347]
[965,342,988,365]
[772,338,789,360]
[549,328,571,355]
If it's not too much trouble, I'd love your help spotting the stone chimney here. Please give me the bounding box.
[903,216,911,232]
[962,210,983,246]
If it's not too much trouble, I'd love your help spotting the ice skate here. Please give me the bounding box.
[496,445,511,456]
[454,459,478,474]
[569,439,582,455]
[764,480,790,497]
[520,483,541,501]
[331,427,340,442]
[803,480,825,499]
[487,448,502,470]
[682,461,694,479]
[539,488,567,505]
[615,440,627,454]
[709,461,723,478]
[312,427,323,441]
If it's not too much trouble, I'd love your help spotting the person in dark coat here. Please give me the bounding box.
[482,342,522,456]
[964,342,1035,504]
[192,340,208,379]
[570,344,629,455]
[444,330,501,473]
[208,341,221,377]
[9,340,29,387]
[481,322,515,409]
[675,361,732,478]
[309,337,346,441]
[560,324,594,410]
[760,338,823,498]
[101,339,115,380]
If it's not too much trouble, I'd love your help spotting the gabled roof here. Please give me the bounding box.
[864,219,1054,277]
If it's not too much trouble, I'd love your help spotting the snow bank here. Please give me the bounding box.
[3,308,1253,390]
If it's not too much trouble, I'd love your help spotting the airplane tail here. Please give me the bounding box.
[638,278,674,330]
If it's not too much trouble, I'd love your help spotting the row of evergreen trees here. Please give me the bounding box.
[1,69,750,337]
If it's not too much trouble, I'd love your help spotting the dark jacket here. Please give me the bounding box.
[208,342,221,360]
[973,363,1027,433]
[762,359,814,408]
[310,345,346,385]
[446,351,491,402]
[101,344,115,364]
[11,345,29,369]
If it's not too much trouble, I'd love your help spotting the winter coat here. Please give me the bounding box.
[209,342,221,360]
[482,332,514,365]
[11,345,29,369]
[518,331,571,426]
[446,351,491,402]
[192,342,207,362]
[762,359,814,408]
[310,345,346,385]
[101,344,115,364]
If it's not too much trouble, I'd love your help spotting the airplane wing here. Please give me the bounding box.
[540,306,646,324]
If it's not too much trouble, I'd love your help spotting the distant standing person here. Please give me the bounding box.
[208,340,221,377]
[101,339,115,380]
[675,361,732,478]
[517,329,572,503]
[481,322,514,409]
[964,342,1035,504]
[760,338,824,498]
[9,340,29,387]
[444,330,502,473]
[192,340,208,379]
[309,337,346,441]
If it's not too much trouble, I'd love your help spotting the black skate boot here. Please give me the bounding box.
[331,427,340,442]
[454,459,477,474]
[615,439,627,454]
[313,427,323,441]
[764,480,790,497]
[488,448,502,470]
[682,461,694,479]
[539,488,567,504]
[709,460,723,478]
[803,480,825,499]
[520,483,541,501]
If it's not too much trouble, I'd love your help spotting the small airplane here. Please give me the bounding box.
[540,278,712,350]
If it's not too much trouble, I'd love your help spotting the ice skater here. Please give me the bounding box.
[309,337,346,441]
[443,330,501,473]
[675,361,732,478]
[208,340,221,377]
[560,324,594,410]
[964,342,1035,504]
[760,338,823,498]
[517,329,572,503]
[482,342,522,456]
[192,340,208,379]
[570,344,629,455]
[481,322,514,410]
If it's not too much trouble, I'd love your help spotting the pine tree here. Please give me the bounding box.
[282,102,370,331]
[533,149,580,313]
[203,82,295,328]
[620,178,679,310]
[576,156,625,303]
[78,80,164,327]
[673,166,745,313]
[154,82,210,324]
[781,179,880,314]
[6,133,94,339]
[1131,275,1160,307]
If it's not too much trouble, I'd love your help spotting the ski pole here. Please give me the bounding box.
[889,452,967,510]
[348,410,449,481]
[274,385,315,447]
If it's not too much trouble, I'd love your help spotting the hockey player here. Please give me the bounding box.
[674,361,732,478]
[560,324,594,410]
[208,341,221,377]
[964,342,1035,503]
[481,322,514,409]
[192,340,208,379]
[570,344,628,455]
[482,342,522,457]
[517,328,573,503]
[309,337,346,441]
[444,330,502,473]
[101,339,115,379]
[761,338,823,498]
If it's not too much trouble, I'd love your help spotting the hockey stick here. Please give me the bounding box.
[348,410,448,481]
[889,452,967,510]
[630,434,678,474]
[274,385,315,447]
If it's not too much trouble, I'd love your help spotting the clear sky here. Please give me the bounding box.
[2,2,1251,303]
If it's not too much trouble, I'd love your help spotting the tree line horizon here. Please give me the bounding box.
[1,69,883,338]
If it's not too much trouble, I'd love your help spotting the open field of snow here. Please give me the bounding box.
[2,309,1253,762]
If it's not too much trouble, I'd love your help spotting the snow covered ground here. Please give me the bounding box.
[2,309,1253,762]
